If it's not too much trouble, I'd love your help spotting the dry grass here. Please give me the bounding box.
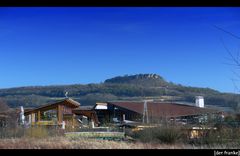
[0,137,238,149]
[1,125,240,149]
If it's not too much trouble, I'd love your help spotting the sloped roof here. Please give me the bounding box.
[24,98,80,114]
[73,105,94,111]
[107,101,219,118]
[64,98,81,107]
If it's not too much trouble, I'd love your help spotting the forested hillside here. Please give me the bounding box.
[0,74,239,111]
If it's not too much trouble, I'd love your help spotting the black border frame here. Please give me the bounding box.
[1,0,240,7]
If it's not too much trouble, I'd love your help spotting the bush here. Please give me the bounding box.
[0,127,25,138]
[154,127,182,144]
[0,126,65,139]
[132,127,155,143]
[129,126,185,144]
[25,126,49,138]
[25,126,66,138]
[189,126,240,147]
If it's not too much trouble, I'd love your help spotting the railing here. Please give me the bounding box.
[31,121,57,126]
[77,126,121,132]
[65,131,125,140]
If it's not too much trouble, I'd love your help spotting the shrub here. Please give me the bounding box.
[25,126,49,138]
[129,126,185,144]
[154,127,182,144]
[0,127,25,138]
[0,125,66,139]
[189,126,240,147]
[24,125,65,138]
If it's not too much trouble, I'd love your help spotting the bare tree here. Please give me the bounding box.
[0,98,10,113]
[214,25,240,85]
[214,25,240,113]
[0,98,19,129]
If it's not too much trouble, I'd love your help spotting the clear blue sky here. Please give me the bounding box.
[0,7,240,93]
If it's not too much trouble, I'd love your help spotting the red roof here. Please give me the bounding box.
[107,102,219,118]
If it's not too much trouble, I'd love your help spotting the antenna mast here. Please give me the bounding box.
[143,99,153,124]
[65,92,68,98]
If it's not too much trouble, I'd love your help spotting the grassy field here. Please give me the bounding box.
[0,137,238,149]
[1,124,240,149]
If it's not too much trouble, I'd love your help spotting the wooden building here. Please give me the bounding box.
[72,106,99,127]
[24,98,80,128]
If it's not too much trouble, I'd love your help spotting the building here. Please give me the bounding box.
[22,97,222,128]
[24,98,100,129]
[24,98,81,128]
[94,101,221,125]
[72,106,99,127]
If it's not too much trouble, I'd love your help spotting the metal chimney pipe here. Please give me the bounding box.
[20,106,25,125]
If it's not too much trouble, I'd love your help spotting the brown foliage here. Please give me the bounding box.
[0,98,9,112]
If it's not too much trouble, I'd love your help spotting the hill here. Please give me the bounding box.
[104,74,168,87]
[0,73,239,111]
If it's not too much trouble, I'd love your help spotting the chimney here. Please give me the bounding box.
[20,106,25,125]
[123,114,125,122]
[195,96,204,108]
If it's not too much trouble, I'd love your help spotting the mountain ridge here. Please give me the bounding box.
[0,73,239,111]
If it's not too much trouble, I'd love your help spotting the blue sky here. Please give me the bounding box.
[0,7,240,93]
